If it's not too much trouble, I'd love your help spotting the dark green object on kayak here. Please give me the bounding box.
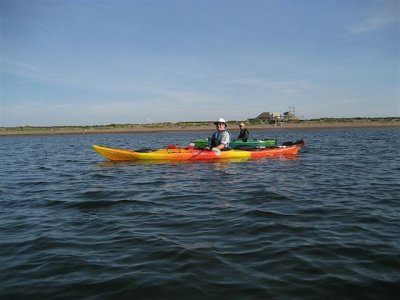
[192,138,278,148]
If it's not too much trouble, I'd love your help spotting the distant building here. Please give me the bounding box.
[254,112,281,121]
[252,110,300,123]
[271,112,281,118]
[283,111,300,121]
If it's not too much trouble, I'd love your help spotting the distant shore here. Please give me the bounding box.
[1,118,399,136]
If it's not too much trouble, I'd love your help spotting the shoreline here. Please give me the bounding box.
[1,120,399,136]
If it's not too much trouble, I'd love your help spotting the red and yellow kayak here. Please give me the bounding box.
[92,141,304,162]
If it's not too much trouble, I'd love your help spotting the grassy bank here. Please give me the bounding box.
[1,117,399,136]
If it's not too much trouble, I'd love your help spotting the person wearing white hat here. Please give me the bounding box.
[209,118,230,153]
[236,122,249,142]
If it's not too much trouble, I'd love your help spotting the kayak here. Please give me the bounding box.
[192,138,277,148]
[92,141,304,162]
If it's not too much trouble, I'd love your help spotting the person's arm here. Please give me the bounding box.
[213,131,230,151]
[234,131,240,141]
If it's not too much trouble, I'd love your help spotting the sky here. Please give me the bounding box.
[0,0,399,127]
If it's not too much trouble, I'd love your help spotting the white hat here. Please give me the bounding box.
[239,122,245,126]
[214,118,227,126]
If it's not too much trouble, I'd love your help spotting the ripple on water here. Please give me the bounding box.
[1,129,400,299]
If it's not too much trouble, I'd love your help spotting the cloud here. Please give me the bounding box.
[158,89,225,104]
[0,59,69,83]
[351,0,399,34]
[230,78,321,94]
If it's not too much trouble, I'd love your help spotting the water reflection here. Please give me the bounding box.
[95,155,299,167]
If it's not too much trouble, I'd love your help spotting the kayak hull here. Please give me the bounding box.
[92,143,303,162]
[192,138,277,148]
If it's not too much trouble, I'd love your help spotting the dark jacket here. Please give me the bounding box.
[237,128,249,142]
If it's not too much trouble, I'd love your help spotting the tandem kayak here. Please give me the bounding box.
[92,141,304,162]
[192,138,277,148]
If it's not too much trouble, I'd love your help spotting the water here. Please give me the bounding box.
[1,128,399,300]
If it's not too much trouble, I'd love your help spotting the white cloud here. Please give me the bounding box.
[0,59,69,83]
[351,0,399,34]
[158,89,225,104]
[230,78,321,94]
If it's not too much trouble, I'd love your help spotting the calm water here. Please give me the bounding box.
[1,128,399,300]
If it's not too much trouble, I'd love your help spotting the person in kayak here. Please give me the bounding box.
[210,118,230,153]
[235,122,249,142]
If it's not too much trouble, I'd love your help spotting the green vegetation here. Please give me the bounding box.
[1,117,399,136]
[245,117,400,126]
[306,117,399,122]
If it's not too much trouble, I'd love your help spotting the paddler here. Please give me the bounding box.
[209,118,230,154]
[235,122,249,142]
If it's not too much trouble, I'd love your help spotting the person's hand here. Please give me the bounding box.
[211,147,221,155]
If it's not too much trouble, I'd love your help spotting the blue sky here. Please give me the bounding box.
[1,0,399,126]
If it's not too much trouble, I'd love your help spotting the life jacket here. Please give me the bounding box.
[210,130,230,148]
[238,128,249,142]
